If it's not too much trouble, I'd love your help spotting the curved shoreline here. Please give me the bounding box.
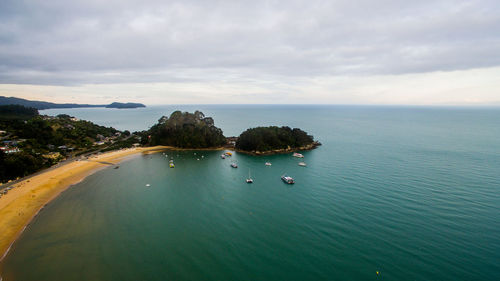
[0,146,169,262]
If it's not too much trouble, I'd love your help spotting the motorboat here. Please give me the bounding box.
[246,169,253,183]
[281,175,295,184]
[292,152,304,158]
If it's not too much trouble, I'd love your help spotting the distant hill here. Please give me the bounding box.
[106,102,146,109]
[0,96,146,110]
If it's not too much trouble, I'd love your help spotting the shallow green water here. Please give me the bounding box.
[2,106,500,280]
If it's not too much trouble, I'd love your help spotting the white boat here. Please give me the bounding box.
[246,169,253,183]
[221,154,226,159]
[265,162,272,166]
[231,162,238,168]
[292,152,304,158]
[281,175,295,184]
[145,184,151,187]
[298,162,307,167]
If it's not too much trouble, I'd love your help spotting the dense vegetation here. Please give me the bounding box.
[0,151,46,181]
[0,105,39,120]
[147,111,226,148]
[235,126,315,152]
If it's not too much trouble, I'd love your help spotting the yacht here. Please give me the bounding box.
[292,152,304,158]
[246,169,253,183]
[281,175,295,184]
[265,162,272,166]
[298,162,307,167]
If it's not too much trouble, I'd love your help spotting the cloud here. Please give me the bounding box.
[0,0,499,105]
[0,0,499,85]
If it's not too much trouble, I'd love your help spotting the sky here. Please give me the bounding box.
[0,0,499,105]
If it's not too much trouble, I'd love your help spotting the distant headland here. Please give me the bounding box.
[0,96,146,110]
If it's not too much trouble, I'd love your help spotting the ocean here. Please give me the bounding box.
[1,105,500,280]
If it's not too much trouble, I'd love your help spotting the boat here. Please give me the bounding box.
[221,154,226,159]
[292,152,304,158]
[170,162,175,168]
[281,175,295,184]
[265,162,272,166]
[231,162,238,168]
[225,152,232,156]
[298,162,307,167]
[246,169,253,183]
[145,184,151,187]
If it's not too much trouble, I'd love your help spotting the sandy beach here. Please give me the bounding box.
[0,146,168,260]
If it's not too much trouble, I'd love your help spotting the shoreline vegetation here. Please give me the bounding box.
[235,141,321,155]
[0,146,168,261]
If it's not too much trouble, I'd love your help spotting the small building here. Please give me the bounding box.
[1,147,21,154]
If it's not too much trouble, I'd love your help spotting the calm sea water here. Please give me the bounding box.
[2,105,500,280]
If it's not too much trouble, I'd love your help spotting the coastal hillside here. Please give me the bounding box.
[0,106,139,183]
[235,126,319,154]
[146,111,226,148]
[0,96,146,110]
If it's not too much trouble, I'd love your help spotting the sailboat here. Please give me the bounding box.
[246,169,253,183]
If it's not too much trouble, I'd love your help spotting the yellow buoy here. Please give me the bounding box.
[376,271,379,275]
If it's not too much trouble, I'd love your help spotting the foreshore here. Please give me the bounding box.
[0,146,168,261]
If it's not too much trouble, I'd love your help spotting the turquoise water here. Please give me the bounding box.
[2,106,500,280]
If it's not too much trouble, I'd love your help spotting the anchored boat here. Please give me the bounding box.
[281,175,295,184]
[246,169,253,183]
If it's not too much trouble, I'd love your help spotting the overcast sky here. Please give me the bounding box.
[0,0,499,105]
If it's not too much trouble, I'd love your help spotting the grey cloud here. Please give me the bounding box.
[0,0,499,85]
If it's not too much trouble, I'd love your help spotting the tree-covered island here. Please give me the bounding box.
[235,126,320,155]
[145,111,227,148]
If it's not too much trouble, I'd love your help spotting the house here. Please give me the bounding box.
[1,147,21,154]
